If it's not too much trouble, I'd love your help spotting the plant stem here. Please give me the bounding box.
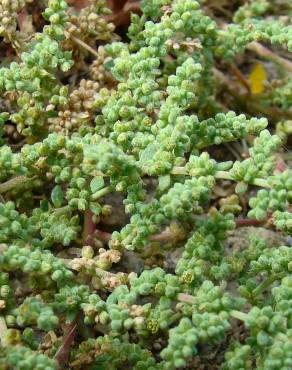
[215,170,232,181]
[55,320,78,367]
[91,185,113,200]
[235,218,263,227]
[229,63,251,92]
[0,316,8,347]
[82,210,95,246]
[213,67,292,122]
[247,41,292,73]
[69,34,99,58]
[0,175,34,194]
[215,171,270,188]
[169,312,181,325]
[252,275,278,297]
[251,178,271,188]
[53,205,73,216]
[150,230,178,242]
[172,168,271,188]
[95,229,112,243]
[230,310,248,322]
[177,293,196,305]
[178,294,251,323]
[171,166,187,175]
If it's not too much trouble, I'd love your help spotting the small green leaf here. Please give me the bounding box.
[66,310,77,323]
[90,177,105,193]
[139,143,160,163]
[158,175,171,191]
[217,161,233,171]
[0,112,9,123]
[104,59,114,71]
[90,202,102,215]
[257,331,270,346]
[235,181,248,194]
[51,185,64,207]
[40,200,49,212]
[45,110,58,118]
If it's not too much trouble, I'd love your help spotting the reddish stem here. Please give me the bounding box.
[82,211,96,246]
[150,231,179,242]
[17,8,34,33]
[274,155,286,174]
[68,0,89,11]
[235,218,263,227]
[229,63,251,93]
[94,229,112,243]
[55,321,77,367]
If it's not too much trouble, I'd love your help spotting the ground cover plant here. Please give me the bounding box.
[0,0,291,369]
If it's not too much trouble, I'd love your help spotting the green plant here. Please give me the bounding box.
[0,0,291,369]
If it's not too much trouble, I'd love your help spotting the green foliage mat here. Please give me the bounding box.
[0,0,291,369]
